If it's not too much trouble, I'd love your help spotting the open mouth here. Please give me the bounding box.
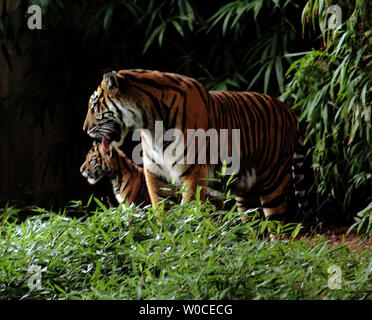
[100,123,125,150]
[102,136,111,153]
[87,176,97,184]
[87,174,103,185]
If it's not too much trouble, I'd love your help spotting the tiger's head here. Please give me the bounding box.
[83,71,145,148]
[80,140,118,184]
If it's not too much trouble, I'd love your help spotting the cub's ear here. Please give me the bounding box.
[102,71,119,91]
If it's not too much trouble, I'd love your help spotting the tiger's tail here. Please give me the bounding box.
[292,123,314,220]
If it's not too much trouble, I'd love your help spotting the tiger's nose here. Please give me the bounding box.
[83,115,89,132]
[83,123,92,134]
[80,164,85,173]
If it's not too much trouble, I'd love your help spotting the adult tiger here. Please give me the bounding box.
[83,69,308,220]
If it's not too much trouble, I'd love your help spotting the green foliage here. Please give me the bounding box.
[282,0,372,217]
[348,202,372,237]
[2,0,306,92]
[0,201,370,300]
[207,0,299,93]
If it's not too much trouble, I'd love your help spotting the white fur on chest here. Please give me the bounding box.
[115,193,124,204]
[141,131,184,184]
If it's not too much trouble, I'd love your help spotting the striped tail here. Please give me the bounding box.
[292,124,314,220]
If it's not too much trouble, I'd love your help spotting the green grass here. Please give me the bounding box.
[0,199,371,300]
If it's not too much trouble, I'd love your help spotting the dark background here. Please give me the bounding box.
[0,0,370,221]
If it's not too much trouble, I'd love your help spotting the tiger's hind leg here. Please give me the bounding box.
[236,194,261,212]
[258,159,292,220]
[235,192,261,222]
[258,162,292,240]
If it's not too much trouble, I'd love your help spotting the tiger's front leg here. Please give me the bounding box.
[143,168,162,207]
[180,164,208,203]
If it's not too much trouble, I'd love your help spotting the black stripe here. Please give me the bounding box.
[167,93,179,128]
[125,72,187,97]
[266,213,284,221]
[163,73,180,85]
[235,93,255,162]
[244,93,264,167]
[188,78,209,108]
[176,75,192,88]
[180,163,196,178]
[107,96,123,120]
[131,84,165,120]
[253,93,273,169]
[261,192,287,209]
[260,160,291,197]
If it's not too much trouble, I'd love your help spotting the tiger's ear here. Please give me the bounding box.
[102,71,119,91]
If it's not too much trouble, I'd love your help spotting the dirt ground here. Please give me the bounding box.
[299,224,372,252]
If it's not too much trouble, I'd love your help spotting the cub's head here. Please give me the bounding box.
[83,71,144,148]
[80,140,118,184]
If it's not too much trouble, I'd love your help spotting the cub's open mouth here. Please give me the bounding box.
[102,136,111,153]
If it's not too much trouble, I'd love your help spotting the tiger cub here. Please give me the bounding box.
[80,140,151,206]
[80,140,231,210]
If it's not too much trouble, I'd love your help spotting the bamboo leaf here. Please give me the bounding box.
[143,24,162,54]
[171,20,184,37]
[222,9,233,36]
[103,7,113,31]
[94,197,107,211]
[264,60,274,93]
[275,56,284,93]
